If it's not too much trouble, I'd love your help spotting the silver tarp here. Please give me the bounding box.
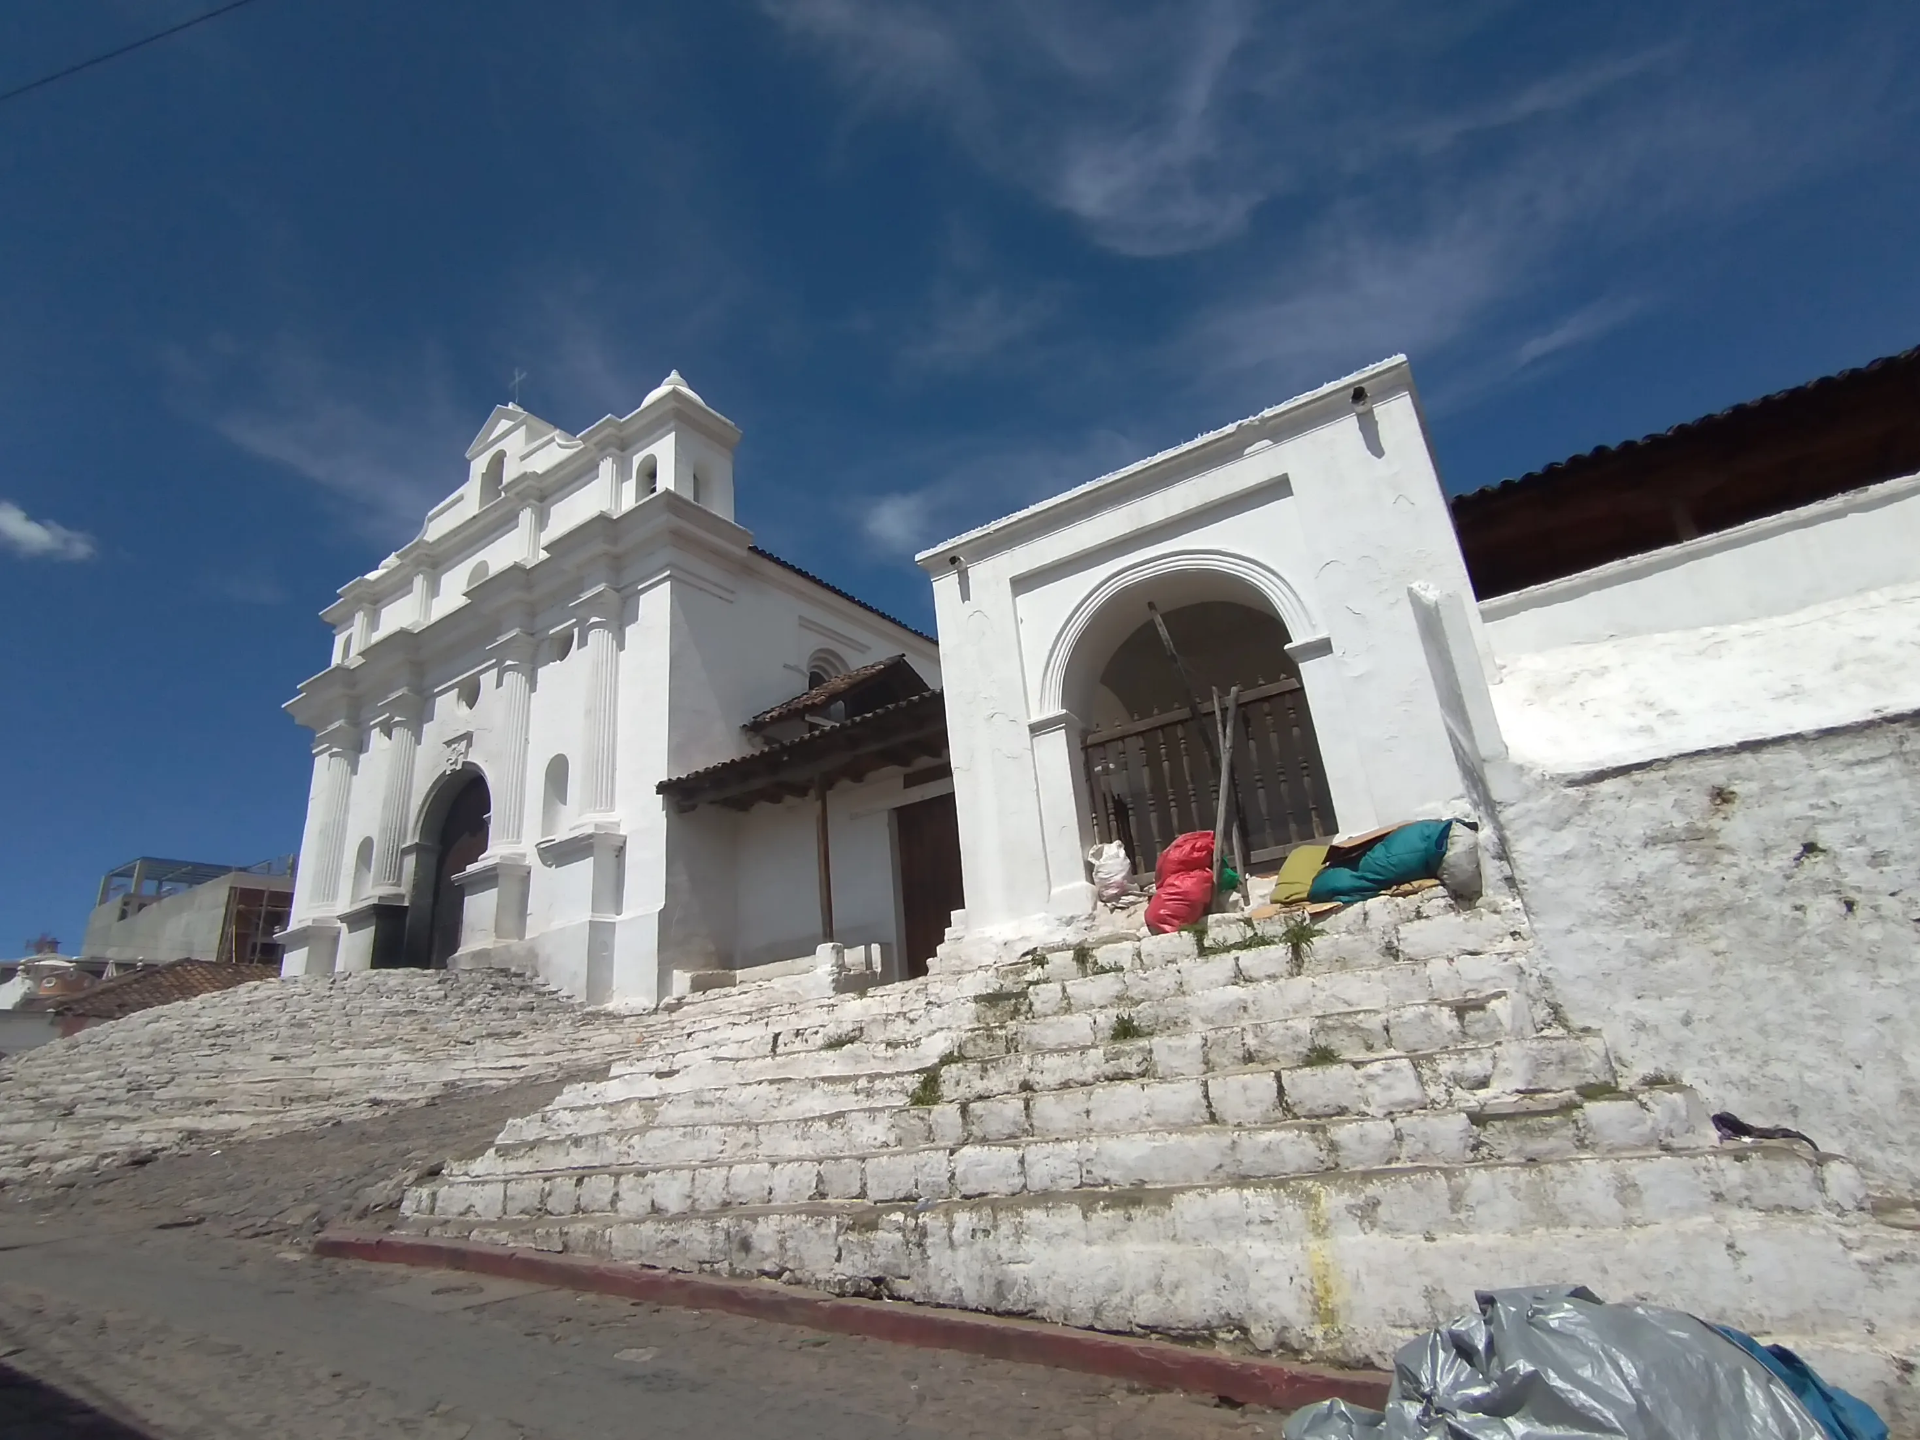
[1284,1287,1827,1440]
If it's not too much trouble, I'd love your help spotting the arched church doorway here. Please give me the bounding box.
[1080,597,1336,879]
[426,773,490,967]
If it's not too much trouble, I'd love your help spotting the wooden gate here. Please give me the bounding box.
[1082,677,1336,878]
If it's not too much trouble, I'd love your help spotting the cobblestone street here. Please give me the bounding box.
[0,1078,1290,1440]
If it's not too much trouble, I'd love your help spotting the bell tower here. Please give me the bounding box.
[630,371,740,522]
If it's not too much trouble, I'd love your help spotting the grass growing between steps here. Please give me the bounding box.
[908,1049,967,1107]
[1109,1014,1149,1042]
[1302,1043,1341,1067]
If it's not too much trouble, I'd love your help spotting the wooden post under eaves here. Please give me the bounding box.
[815,775,835,942]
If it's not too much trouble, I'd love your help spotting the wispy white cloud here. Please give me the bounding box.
[765,0,1270,256]
[0,501,94,561]
[769,2,1910,405]
[164,336,475,547]
[854,426,1144,555]
[1514,295,1645,369]
[898,283,1058,371]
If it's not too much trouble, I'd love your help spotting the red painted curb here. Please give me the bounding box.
[315,1229,1390,1413]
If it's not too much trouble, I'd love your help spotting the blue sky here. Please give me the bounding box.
[4,1,1918,955]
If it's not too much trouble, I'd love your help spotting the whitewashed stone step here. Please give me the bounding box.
[408,1146,1920,1426]
[617,930,1537,1074]
[591,969,1541,1105]
[524,1028,1604,1147]
[432,1088,1718,1219]
[451,1039,1626,1198]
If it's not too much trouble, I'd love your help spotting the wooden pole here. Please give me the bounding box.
[815,776,835,942]
[1211,686,1239,891]
[1148,603,1221,772]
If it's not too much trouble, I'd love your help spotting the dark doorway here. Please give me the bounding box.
[427,775,490,968]
[896,791,964,979]
[1081,600,1337,879]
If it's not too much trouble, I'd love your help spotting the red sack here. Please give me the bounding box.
[1145,868,1213,933]
[1154,831,1215,885]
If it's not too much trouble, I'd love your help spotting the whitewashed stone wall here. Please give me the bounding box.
[1498,711,1920,1189]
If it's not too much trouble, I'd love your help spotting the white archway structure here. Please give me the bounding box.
[919,356,1490,956]
[1039,548,1323,718]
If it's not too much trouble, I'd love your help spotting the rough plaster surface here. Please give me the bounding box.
[1489,581,1920,773]
[1499,711,1920,1190]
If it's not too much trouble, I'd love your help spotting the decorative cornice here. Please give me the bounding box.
[487,628,539,669]
[452,854,531,889]
[313,719,362,756]
[376,687,426,727]
[535,825,625,868]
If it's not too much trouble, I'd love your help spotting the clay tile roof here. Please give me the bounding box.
[1453,342,1920,509]
[661,689,948,810]
[746,654,928,730]
[25,960,280,1020]
[748,547,935,644]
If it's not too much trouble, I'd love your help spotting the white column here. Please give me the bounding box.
[597,452,623,514]
[1028,709,1097,918]
[486,630,538,849]
[307,720,361,912]
[370,691,423,893]
[518,503,542,565]
[573,586,622,821]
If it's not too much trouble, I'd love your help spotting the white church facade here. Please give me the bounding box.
[278,373,951,1005]
[278,349,1920,1199]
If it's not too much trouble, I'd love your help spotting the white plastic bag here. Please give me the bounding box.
[1437,821,1483,905]
[1086,842,1133,902]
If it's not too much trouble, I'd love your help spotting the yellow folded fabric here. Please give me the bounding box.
[1272,843,1329,904]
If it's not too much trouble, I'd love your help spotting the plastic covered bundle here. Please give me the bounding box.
[1086,841,1133,902]
[1284,1287,1884,1440]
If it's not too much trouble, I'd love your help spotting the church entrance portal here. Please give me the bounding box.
[426,774,491,967]
[1080,600,1336,880]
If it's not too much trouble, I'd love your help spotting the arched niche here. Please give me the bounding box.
[350,836,375,903]
[478,451,505,507]
[541,754,570,839]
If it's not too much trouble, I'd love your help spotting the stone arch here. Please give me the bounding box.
[1041,549,1323,720]
[1043,552,1339,879]
[399,762,492,968]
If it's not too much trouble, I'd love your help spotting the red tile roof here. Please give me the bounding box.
[23,960,280,1020]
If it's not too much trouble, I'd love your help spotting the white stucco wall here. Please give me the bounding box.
[1480,469,1920,656]
[1476,477,1920,1191]
[1497,710,1920,1189]
[1489,581,1920,774]
[923,357,1487,950]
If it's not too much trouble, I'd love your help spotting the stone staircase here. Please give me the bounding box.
[0,970,650,1182]
[400,889,1920,1425]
